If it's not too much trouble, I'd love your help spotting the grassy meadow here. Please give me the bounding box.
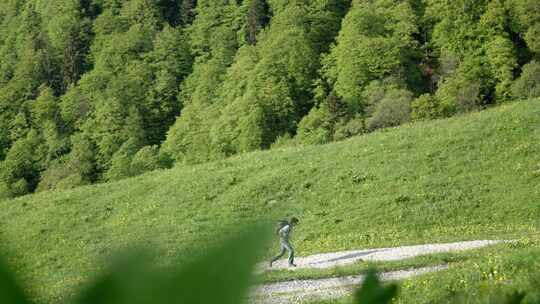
[0,100,539,302]
[310,236,540,304]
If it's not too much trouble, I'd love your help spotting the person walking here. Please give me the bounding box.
[270,217,299,268]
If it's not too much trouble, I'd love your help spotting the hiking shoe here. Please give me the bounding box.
[289,263,297,268]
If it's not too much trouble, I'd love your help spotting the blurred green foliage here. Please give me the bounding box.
[0,225,271,304]
[354,269,398,304]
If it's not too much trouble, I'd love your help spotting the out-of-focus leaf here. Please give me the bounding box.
[502,291,526,304]
[0,257,30,304]
[354,269,398,304]
[76,224,271,304]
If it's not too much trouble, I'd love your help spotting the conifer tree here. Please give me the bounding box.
[180,0,197,26]
[245,0,269,45]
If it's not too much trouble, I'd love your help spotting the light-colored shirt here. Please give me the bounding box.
[278,224,292,242]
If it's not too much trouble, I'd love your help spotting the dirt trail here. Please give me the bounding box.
[263,240,504,270]
[253,240,506,303]
[253,265,447,304]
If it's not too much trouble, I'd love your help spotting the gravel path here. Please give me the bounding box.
[252,240,506,303]
[263,240,504,270]
[252,265,447,304]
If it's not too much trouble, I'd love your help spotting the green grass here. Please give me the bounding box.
[395,236,540,303]
[1,100,539,302]
[308,236,540,304]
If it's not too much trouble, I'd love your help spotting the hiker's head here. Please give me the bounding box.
[289,217,299,226]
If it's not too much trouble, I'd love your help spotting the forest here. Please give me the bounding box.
[0,0,539,198]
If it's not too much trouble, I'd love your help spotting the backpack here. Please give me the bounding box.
[276,220,289,235]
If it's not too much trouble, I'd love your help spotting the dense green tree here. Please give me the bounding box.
[105,138,140,181]
[207,0,350,156]
[411,93,451,120]
[509,0,540,54]
[68,0,191,176]
[296,103,335,145]
[0,130,44,197]
[481,1,518,101]
[363,80,413,131]
[131,145,163,175]
[30,86,69,164]
[0,2,49,166]
[37,132,97,191]
[1,0,539,197]
[162,0,245,163]
[322,0,418,108]
[245,0,269,45]
[42,0,93,91]
[426,0,518,110]
[180,0,197,26]
[296,0,418,142]
[144,26,193,144]
[512,60,540,99]
[155,0,182,26]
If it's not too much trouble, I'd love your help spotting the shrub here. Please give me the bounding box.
[10,178,29,197]
[524,23,540,53]
[36,159,89,192]
[104,139,141,181]
[295,106,333,145]
[131,145,161,175]
[67,133,97,182]
[411,94,454,120]
[37,134,97,191]
[364,83,413,131]
[0,131,44,196]
[367,96,412,131]
[105,150,135,182]
[436,73,481,114]
[36,159,72,192]
[157,150,174,169]
[0,181,12,200]
[333,115,365,141]
[270,133,296,149]
[55,173,88,190]
[512,61,540,100]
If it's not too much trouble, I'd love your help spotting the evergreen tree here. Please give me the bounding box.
[245,0,269,45]
[144,26,193,144]
[0,130,45,198]
[180,0,197,26]
[162,0,245,163]
[43,0,93,91]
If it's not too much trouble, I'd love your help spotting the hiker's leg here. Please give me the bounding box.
[270,244,287,264]
[283,241,295,266]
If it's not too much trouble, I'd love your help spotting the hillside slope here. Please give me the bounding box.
[2,1,540,197]
[1,100,539,302]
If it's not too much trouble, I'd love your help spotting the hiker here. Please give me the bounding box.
[270,217,299,268]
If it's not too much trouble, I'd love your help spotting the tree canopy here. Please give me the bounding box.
[1,0,539,198]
